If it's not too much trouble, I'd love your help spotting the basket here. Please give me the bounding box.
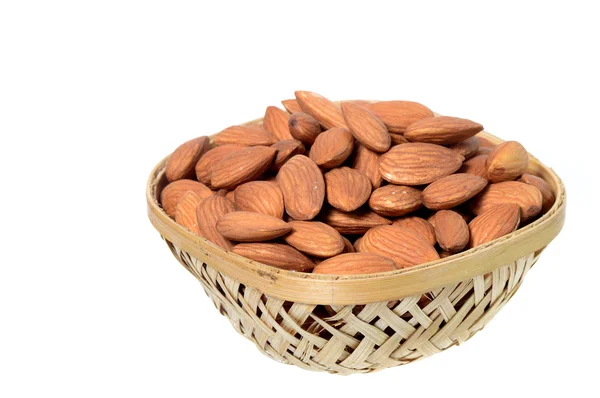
[146,118,566,375]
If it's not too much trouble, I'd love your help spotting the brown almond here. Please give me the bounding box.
[320,208,391,234]
[459,154,489,179]
[364,101,433,133]
[379,143,464,185]
[469,204,521,248]
[434,210,470,253]
[324,167,372,212]
[405,116,483,145]
[211,146,276,189]
[476,135,497,149]
[470,181,543,221]
[166,136,210,182]
[392,216,436,246]
[342,236,355,253]
[213,125,275,146]
[281,99,303,114]
[216,211,291,242]
[309,128,354,168]
[313,253,397,275]
[288,112,322,145]
[225,190,236,205]
[341,102,391,153]
[195,144,244,185]
[277,155,325,220]
[263,106,293,140]
[196,195,236,250]
[160,179,213,218]
[359,225,440,268]
[475,147,493,156]
[270,139,306,171]
[486,141,529,183]
[294,91,347,129]
[283,221,345,258]
[422,173,488,210]
[390,133,409,145]
[174,191,204,235]
[232,243,314,272]
[519,173,555,213]
[369,185,422,217]
[352,144,382,189]
[234,181,284,218]
[448,136,480,159]
[353,237,363,252]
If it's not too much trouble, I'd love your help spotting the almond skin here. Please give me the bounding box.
[422,173,488,210]
[476,135,497,149]
[213,125,275,146]
[470,181,543,221]
[341,102,391,153]
[369,185,422,217]
[160,179,213,218]
[232,243,315,272]
[216,211,291,242]
[309,128,354,168]
[404,116,484,145]
[434,210,470,253]
[294,91,347,129]
[379,143,464,185]
[281,99,303,114]
[283,221,345,258]
[486,141,529,183]
[263,106,293,140]
[469,204,520,248]
[324,167,372,212]
[392,216,436,246]
[225,190,236,205]
[359,225,440,268]
[210,146,277,189]
[519,173,555,213]
[174,191,204,235]
[389,133,409,145]
[195,144,244,185]
[166,136,210,182]
[276,155,325,220]
[234,181,284,219]
[459,154,489,179]
[196,195,236,250]
[313,253,397,275]
[288,112,322,145]
[342,236,355,253]
[352,144,382,189]
[448,136,480,159]
[320,208,391,234]
[270,139,306,171]
[364,101,433,133]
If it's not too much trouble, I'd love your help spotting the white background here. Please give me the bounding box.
[1,1,598,397]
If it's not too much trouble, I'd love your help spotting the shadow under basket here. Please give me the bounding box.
[147,128,566,375]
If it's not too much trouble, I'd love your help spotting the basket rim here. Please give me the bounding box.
[147,117,566,305]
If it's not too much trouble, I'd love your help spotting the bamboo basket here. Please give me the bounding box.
[146,116,566,375]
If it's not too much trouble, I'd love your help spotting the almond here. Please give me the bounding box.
[422,173,488,210]
[458,154,489,179]
[352,144,382,189]
[320,207,391,234]
[476,135,497,149]
[196,195,235,250]
[342,236,355,253]
[341,102,391,153]
[359,225,439,268]
[216,211,291,242]
[263,106,293,140]
[404,116,483,145]
[213,125,275,146]
[174,191,204,235]
[379,143,464,185]
[232,243,315,272]
[283,221,345,258]
[288,112,322,145]
[270,139,306,171]
[448,136,480,159]
[434,210,469,253]
[324,167,372,212]
[281,99,303,114]
[225,190,236,206]
[468,204,521,248]
[369,185,422,217]
[211,146,276,189]
[390,133,409,145]
[294,91,347,129]
[392,216,436,246]
[160,179,213,218]
[309,128,354,168]
[195,144,244,185]
[353,237,363,252]
[486,141,529,183]
[234,181,284,218]
[519,173,555,213]
[470,181,543,221]
[166,136,210,182]
[364,101,433,133]
[313,253,397,275]
[277,155,325,220]
[475,147,493,156]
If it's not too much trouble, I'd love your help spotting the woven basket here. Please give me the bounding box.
[146,120,566,375]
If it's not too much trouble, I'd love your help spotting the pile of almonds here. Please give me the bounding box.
[160,91,556,275]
